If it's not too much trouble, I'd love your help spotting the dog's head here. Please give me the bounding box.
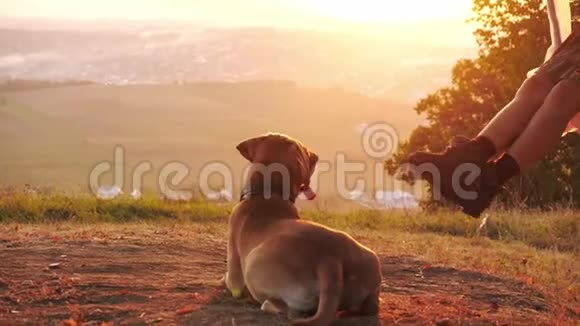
[237,132,318,200]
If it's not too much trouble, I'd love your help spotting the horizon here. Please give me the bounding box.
[0,0,476,46]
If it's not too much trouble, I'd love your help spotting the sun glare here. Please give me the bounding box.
[0,0,473,28]
[302,0,472,24]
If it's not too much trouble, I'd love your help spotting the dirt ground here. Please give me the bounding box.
[0,226,577,325]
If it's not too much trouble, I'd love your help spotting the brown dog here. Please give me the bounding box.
[223,133,381,326]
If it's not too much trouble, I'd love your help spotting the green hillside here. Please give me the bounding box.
[0,81,420,200]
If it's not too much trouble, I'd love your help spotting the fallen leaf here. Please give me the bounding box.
[53,236,60,243]
[64,318,78,326]
[101,322,112,326]
[422,263,432,270]
[526,277,534,286]
[177,306,195,315]
[489,302,499,312]
[120,289,129,295]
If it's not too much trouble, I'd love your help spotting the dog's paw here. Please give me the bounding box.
[260,299,284,314]
[221,272,245,298]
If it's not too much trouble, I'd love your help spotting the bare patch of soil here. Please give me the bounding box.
[0,227,576,325]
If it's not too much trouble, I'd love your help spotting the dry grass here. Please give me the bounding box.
[0,191,578,299]
[0,190,578,324]
[1,190,577,252]
[354,230,579,302]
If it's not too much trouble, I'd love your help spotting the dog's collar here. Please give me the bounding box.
[239,183,297,203]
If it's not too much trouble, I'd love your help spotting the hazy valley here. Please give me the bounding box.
[0,20,476,102]
[0,20,477,200]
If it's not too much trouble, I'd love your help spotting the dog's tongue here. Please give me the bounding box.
[301,186,316,200]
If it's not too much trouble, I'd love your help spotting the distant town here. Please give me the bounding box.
[0,23,476,102]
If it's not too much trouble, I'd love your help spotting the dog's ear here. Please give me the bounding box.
[307,151,319,176]
[301,151,319,200]
[236,136,265,162]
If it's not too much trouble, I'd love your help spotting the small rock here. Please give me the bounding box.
[60,255,68,258]
[21,280,34,286]
[148,318,163,324]
[48,263,61,269]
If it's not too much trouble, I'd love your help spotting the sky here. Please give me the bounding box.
[0,0,473,26]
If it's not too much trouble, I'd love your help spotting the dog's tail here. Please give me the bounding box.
[291,259,343,326]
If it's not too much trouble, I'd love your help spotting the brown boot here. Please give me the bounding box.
[402,136,498,217]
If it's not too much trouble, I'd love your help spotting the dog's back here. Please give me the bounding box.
[223,133,381,326]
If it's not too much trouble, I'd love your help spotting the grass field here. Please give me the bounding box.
[0,82,420,195]
[0,191,578,325]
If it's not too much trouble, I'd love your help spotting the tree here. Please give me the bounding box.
[386,0,580,208]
